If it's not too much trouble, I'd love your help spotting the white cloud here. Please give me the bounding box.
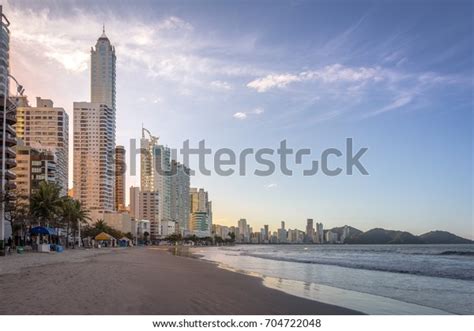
[265,183,277,189]
[247,64,384,92]
[232,107,264,120]
[233,112,247,120]
[247,74,300,92]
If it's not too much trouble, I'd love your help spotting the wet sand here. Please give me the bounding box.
[0,247,360,314]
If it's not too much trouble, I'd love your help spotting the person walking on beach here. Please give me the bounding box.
[6,237,12,254]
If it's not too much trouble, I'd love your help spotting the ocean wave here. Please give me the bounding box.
[239,252,474,281]
[438,251,474,256]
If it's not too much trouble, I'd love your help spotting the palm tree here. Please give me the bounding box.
[61,197,90,248]
[30,181,62,227]
[228,232,236,243]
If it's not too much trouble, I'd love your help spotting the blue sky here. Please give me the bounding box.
[5,0,473,237]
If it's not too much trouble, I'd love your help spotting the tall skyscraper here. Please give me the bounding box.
[114,145,125,211]
[129,186,140,220]
[190,188,212,236]
[305,218,315,243]
[170,160,190,234]
[15,97,69,196]
[140,127,171,225]
[263,224,269,242]
[316,222,324,244]
[73,29,116,217]
[237,218,248,242]
[91,26,116,110]
[278,221,287,243]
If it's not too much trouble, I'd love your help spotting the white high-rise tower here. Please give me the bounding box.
[73,28,116,218]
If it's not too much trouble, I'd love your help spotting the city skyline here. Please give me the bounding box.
[3,1,472,238]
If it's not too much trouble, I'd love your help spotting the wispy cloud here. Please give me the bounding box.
[233,107,264,120]
[366,94,414,117]
[247,64,384,92]
[210,80,232,90]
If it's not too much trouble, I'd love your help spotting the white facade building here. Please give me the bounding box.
[141,128,171,225]
[170,161,190,234]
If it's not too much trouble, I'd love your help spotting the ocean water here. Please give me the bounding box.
[194,244,474,314]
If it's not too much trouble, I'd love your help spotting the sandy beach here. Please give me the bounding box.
[0,247,359,315]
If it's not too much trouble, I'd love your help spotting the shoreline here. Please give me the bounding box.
[0,247,361,315]
[187,246,456,315]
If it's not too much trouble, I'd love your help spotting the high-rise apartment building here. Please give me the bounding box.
[14,141,56,203]
[73,30,116,217]
[190,188,212,236]
[263,224,269,242]
[15,97,68,195]
[141,128,171,224]
[237,218,248,242]
[305,218,315,243]
[278,221,287,243]
[170,160,190,234]
[316,222,324,243]
[114,145,125,211]
[139,190,160,239]
[0,6,17,245]
[129,186,140,220]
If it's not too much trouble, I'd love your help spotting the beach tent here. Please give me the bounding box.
[118,237,131,247]
[95,232,114,241]
[30,226,57,236]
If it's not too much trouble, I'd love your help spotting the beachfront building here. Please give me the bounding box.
[190,211,209,237]
[213,224,230,240]
[316,222,324,243]
[14,141,56,203]
[278,221,287,243]
[190,188,212,237]
[114,145,126,211]
[305,218,315,243]
[325,230,338,244]
[103,212,133,235]
[129,186,140,220]
[237,218,249,243]
[161,219,177,237]
[263,224,269,243]
[0,6,18,244]
[73,29,116,218]
[139,190,160,239]
[134,219,150,241]
[15,97,69,196]
[141,127,171,227]
[170,160,190,234]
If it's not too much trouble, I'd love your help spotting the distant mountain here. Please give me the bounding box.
[345,228,423,244]
[341,228,472,245]
[419,231,473,244]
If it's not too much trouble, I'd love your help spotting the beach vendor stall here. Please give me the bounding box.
[118,237,132,247]
[95,232,115,248]
[30,226,57,252]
